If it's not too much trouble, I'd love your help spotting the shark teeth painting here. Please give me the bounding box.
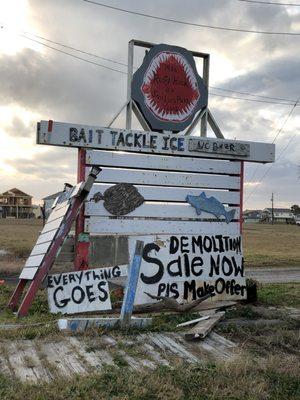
[141,51,200,123]
[186,192,236,224]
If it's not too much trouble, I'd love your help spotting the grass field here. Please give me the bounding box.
[0,219,299,273]
[0,356,299,400]
[243,223,300,267]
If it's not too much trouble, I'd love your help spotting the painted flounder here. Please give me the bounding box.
[186,192,236,224]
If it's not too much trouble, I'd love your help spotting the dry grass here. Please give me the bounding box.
[243,223,300,268]
[0,220,299,274]
[0,354,299,400]
[0,219,42,258]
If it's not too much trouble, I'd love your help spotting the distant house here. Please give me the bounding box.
[42,191,63,217]
[262,208,294,224]
[243,209,262,223]
[0,188,34,218]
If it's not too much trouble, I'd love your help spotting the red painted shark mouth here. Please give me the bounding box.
[141,51,200,123]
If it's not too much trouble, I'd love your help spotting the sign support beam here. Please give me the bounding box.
[74,148,89,271]
[120,240,144,328]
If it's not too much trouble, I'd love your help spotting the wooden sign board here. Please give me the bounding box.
[131,43,208,132]
[37,120,275,163]
[47,265,127,314]
[128,235,246,305]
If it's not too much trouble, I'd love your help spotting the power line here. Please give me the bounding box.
[20,34,127,74]
[270,100,299,142]
[24,32,129,68]
[244,102,298,189]
[21,36,300,106]
[244,99,299,204]
[82,0,300,36]
[210,86,297,103]
[238,0,300,6]
[2,24,298,106]
[244,130,299,204]
[210,92,297,106]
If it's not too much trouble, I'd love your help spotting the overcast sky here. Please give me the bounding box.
[0,0,299,209]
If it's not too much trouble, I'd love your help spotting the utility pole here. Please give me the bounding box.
[271,192,274,225]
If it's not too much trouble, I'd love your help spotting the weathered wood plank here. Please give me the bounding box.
[185,312,225,341]
[86,149,241,175]
[25,254,45,268]
[85,167,240,189]
[41,216,64,234]
[30,241,52,256]
[88,184,241,205]
[85,201,240,220]
[37,120,275,163]
[19,267,39,280]
[85,218,240,235]
[36,230,58,245]
[47,204,70,223]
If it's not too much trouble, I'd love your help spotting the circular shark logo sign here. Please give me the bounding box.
[132,44,208,132]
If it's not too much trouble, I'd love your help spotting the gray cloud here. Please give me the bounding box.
[4,116,34,138]
[0,0,299,207]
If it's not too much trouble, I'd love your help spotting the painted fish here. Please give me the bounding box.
[186,192,236,224]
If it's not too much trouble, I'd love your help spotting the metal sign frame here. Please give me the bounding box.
[108,39,212,137]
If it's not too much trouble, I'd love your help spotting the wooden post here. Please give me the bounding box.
[239,161,244,234]
[120,240,144,328]
[74,148,89,270]
[8,279,27,311]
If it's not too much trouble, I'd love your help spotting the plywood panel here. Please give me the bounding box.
[85,168,240,190]
[86,218,240,236]
[88,184,240,205]
[85,202,240,220]
[86,150,241,175]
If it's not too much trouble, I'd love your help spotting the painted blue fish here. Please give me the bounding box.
[186,192,236,224]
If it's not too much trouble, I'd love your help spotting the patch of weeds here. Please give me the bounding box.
[225,305,261,320]
[258,283,300,308]
[116,341,149,359]
[267,370,300,399]
[0,356,300,399]
[112,352,129,367]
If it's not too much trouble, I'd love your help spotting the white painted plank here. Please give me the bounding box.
[30,241,52,256]
[36,229,58,245]
[19,267,39,280]
[88,184,241,205]
[85,201,240,220]
[149,333,198,363]
[41,216,64,234]
[6,342,38,382]
[68,337,102,370]
[38,120,275,163]
[20,341,52,382]
[25,254,45,268]
[85,218,240,235]
[47,204,70,223]
[86,149,241,175]
[86,167,240,189]
[53,199,69,211]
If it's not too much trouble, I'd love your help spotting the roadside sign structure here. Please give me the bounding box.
[10,40,275,322]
